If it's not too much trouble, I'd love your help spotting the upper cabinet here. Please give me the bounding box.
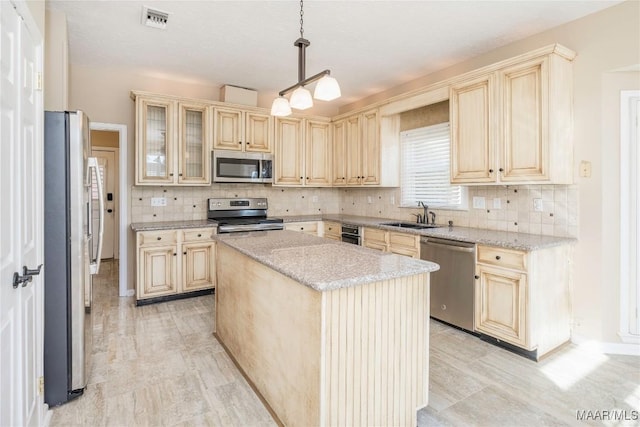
[213,107,273,153]
[333,108,395,187]
[134,92,211,185]
[450,45,575,185]
[274,117,331,187]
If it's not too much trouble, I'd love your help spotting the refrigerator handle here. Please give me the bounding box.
[88,157,104,275]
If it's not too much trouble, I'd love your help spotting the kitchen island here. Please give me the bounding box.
[214,230,439,427]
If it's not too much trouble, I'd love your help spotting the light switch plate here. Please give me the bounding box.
[493,198,502,209]
[367,196,373,204]
[311,195,319,202]
[472,196,486,209]
[533,198,543,212]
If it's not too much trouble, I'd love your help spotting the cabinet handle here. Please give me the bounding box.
[173,253,177,256]
[179,173,183,176]
[170,173,174,177]
[489,169,494,173]
[474,275,480,279]
[197,234,202,237]
[238,141,242,144]
[246,142,250,145]
[495,255,501,260]
[157,237,162,241]
[183,252,187,255]
[499,168,504,172]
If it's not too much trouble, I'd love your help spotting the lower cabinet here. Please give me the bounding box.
[363,227,420,258]
[136,227,216,302]
[323,221,341,241]
[284,221,319,236]
[474,243,572,358]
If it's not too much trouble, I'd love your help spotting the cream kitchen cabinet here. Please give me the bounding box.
[213,107,273,153]
[284,221,320,236]
[136,228,215,303]
[323,221,341,241]
[274,117,332,187]
[474,243,572,359]
[450,45,575,185]
[362,227,420,258]
[133,92,211,185]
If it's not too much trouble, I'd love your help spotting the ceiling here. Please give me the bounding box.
[47,0,622,115]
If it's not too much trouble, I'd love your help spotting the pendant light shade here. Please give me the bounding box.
[289,86,313,110]
[270,96,292,116]
[313,74,341,101]
[270,1,340,116]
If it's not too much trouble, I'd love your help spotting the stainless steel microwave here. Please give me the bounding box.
[212,150,273,183]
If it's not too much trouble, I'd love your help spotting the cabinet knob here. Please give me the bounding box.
[179,173,183,176]
[246,142,250,145]
[306,177,309,180]
[474,275,480,279]
[157,237,162,240]
[173,253,177,256]
[499,168,504,172]
[495,255,501,260]
[489,169,494,173]
[238,141,242,144]
[170,173,174,176]
[300,227,304,230]
[197,234,202,237]
[300,176,303,180]
[183,252,187,255]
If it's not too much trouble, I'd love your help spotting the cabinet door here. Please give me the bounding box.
[331,120,347,186]
[360,109,380,185]
[214,108,243,151]
[178,102,210,184]
[245,112,273,153]
[182,242,215,292]
[305,120,332,187]
[475,264,528,348]
[450,75,495,183]
[345,115,361,185]
[136,97,175,184]
[323,221,341,240]
[138,245,178,298]
[274,117,304,185]
[500,57,549,182]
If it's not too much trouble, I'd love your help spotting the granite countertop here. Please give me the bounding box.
[214,230,439,292]
[280,214,577,251]
[130,220,216,232]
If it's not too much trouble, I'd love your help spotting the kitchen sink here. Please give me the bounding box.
[381,222,441,229]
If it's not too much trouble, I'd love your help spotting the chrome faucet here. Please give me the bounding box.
[418,201,429,224]
[412,213,424,224]
[429,211,436,225]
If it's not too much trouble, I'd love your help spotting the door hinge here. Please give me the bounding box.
[38,376,44,395]
[35,72,42,91]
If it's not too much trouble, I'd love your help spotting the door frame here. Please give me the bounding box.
[91,147,119,260]
[89,122,129,297]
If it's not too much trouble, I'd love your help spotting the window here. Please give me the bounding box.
[400,122,467,209]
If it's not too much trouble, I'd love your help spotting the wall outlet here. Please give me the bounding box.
[472,196,486,209]
[493,198,502,209]
[311,195,319,203]
[390,195,395,205]
[151,197,167,207]
[367,196,373,204]
[579,160,592,178]
[533,198,543,212]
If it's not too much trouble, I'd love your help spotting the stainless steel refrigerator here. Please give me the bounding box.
[43,111,104,406]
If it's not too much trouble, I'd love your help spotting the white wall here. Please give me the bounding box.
[44,8,68,110]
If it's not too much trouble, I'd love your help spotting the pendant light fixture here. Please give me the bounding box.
[270,0,341,117]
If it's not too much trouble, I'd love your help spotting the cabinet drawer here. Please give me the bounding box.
[285,222,318,234]
[363,227,387,244]
[389,232,419,250]
[183,228,215,242]
[138,230,178,246]
[477,245,527,271]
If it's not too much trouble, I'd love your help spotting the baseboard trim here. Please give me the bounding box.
[571,334,640,356]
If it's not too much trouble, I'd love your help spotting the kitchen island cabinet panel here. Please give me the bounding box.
[214,232,434,426]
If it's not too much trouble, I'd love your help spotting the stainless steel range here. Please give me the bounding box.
[207,198,284,233]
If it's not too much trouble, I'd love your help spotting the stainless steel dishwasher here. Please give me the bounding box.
[420,236,476,331]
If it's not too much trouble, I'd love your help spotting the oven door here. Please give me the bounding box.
[213,150,273,183]
[341,234,361,245]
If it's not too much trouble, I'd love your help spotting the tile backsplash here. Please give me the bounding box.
[131,184,578,238]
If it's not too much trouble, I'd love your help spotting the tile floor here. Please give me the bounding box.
[50,260,639,426]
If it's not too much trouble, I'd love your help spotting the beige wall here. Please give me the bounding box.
[44,8,68,110]
[25,0,44,34]
[341,0,640,345]
[65,1,640,344]
[91,129,119,148]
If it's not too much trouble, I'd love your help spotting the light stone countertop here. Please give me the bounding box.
[214,230,439,292]
[130,220,216,232]
[281,214,576,251]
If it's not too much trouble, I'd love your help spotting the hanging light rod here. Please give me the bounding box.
[271,1,341,117]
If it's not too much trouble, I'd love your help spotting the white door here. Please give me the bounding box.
[91,150,116,259]
[0,1,45,426]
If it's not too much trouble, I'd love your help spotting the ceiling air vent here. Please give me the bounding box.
[141,6,169,30]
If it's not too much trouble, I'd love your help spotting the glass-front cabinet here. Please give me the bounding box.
[134,92,211,185]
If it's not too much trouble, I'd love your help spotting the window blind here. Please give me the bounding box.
[400,122,466,209]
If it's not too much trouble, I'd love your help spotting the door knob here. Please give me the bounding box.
[13,264,42,289]
[23,264,43,277]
